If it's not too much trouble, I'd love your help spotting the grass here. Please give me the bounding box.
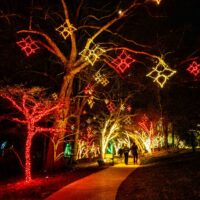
[116,150,200,200]
[0,162,106,200]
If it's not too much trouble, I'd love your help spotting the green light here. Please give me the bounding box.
[64,143,72,157]
[106,143,113,154]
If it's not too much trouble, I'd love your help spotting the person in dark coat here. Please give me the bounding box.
[123,144,130,165]
[131,142,138,164]
[118,147,123,158]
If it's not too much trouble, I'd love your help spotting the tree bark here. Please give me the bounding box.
[45,74,74,171]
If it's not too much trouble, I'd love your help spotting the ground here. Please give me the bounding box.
[116,150,200,200]
[0,150,200,200]
[0,161,106,200]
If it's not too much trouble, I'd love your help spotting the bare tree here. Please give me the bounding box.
[2,0,174,169]
[0,86,64,182]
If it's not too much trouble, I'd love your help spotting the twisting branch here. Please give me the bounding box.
[0,94,23,113]
[61,0,77,64]
[78,25,151,48]
[84,2,141,51]
[17,30,68,66]
[75,0,84,23]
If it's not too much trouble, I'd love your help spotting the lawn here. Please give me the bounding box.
[116,150,200,200]
[0,161,105,200]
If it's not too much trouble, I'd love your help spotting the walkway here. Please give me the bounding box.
[45,161,139,200]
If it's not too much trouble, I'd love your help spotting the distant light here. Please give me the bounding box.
[118,10,123,16]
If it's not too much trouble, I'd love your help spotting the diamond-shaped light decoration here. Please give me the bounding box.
[111,50,135,74]
[93,71,109,86]
[79,45,105,66]
[120,103,125,111]
[56,21,76,40]
[154,0,161,5]
[16,36,40,56]
[106,101,115,113]
[123,116,132,125]
[187,61,200,77]
[84,84,94,96]
[88,96,94,108]
[127,105,132,112]
[146,61,176,88]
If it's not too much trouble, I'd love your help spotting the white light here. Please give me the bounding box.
[118,10,123,16]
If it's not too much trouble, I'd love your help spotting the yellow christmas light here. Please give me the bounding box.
[56,21,76,40]
[93,71,109,86]
[79,45,105,66]
[88,96,94,108]
[152,0,161,5]
[120,103,125,111]
[124,116,132,125]
[146,59,176,88]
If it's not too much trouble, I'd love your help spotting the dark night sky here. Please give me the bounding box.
[0,0,199,122]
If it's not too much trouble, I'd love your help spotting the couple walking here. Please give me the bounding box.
[123,142,138,165]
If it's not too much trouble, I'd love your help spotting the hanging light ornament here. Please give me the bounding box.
[126,105,132,112]
[111,50,135,74]
[16,36,40,56]
[79,45,105,66]
[56,21,76,40]
[154,0,161,5]
[123,116,132,125]
[93,71,109,86]
[146,60,176,88]
[150,0,161,5]
[88,96,94,108]
[120,103,125,111]
[105,100,115,113]
[84,83,94,95]
[187,61,200,77]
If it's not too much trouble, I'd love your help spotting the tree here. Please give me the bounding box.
[0,86,63,182]
[1,0,186,169]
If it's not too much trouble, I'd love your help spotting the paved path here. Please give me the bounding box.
[45,162,138,200]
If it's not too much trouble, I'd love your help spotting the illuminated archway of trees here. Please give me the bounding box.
[0,0,199,174]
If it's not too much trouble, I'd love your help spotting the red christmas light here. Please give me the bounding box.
[16,36,39,56]
[84,84,94,96]
[187,61,200,77]
[138,114,150,133]
[111,50,135,74]
[127,105,132,112]
[106,101,115,113]
[79,127,96,158]
[0,89,63,182]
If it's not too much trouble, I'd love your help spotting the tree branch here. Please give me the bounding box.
[17,30,68,66]
[61,0,77,64]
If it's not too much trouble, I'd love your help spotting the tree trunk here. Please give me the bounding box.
[25,130,34,182]
[73,116,80,161]
[164,122,168,148]
[172,123,175,147]
[45,74,74,171]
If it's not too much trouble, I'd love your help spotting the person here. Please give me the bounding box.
[123,144,130,165]
[118,147,123,158]
[131,142,138,164]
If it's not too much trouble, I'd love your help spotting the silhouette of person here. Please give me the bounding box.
[131,142,138,164]
[123,144,130,165]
